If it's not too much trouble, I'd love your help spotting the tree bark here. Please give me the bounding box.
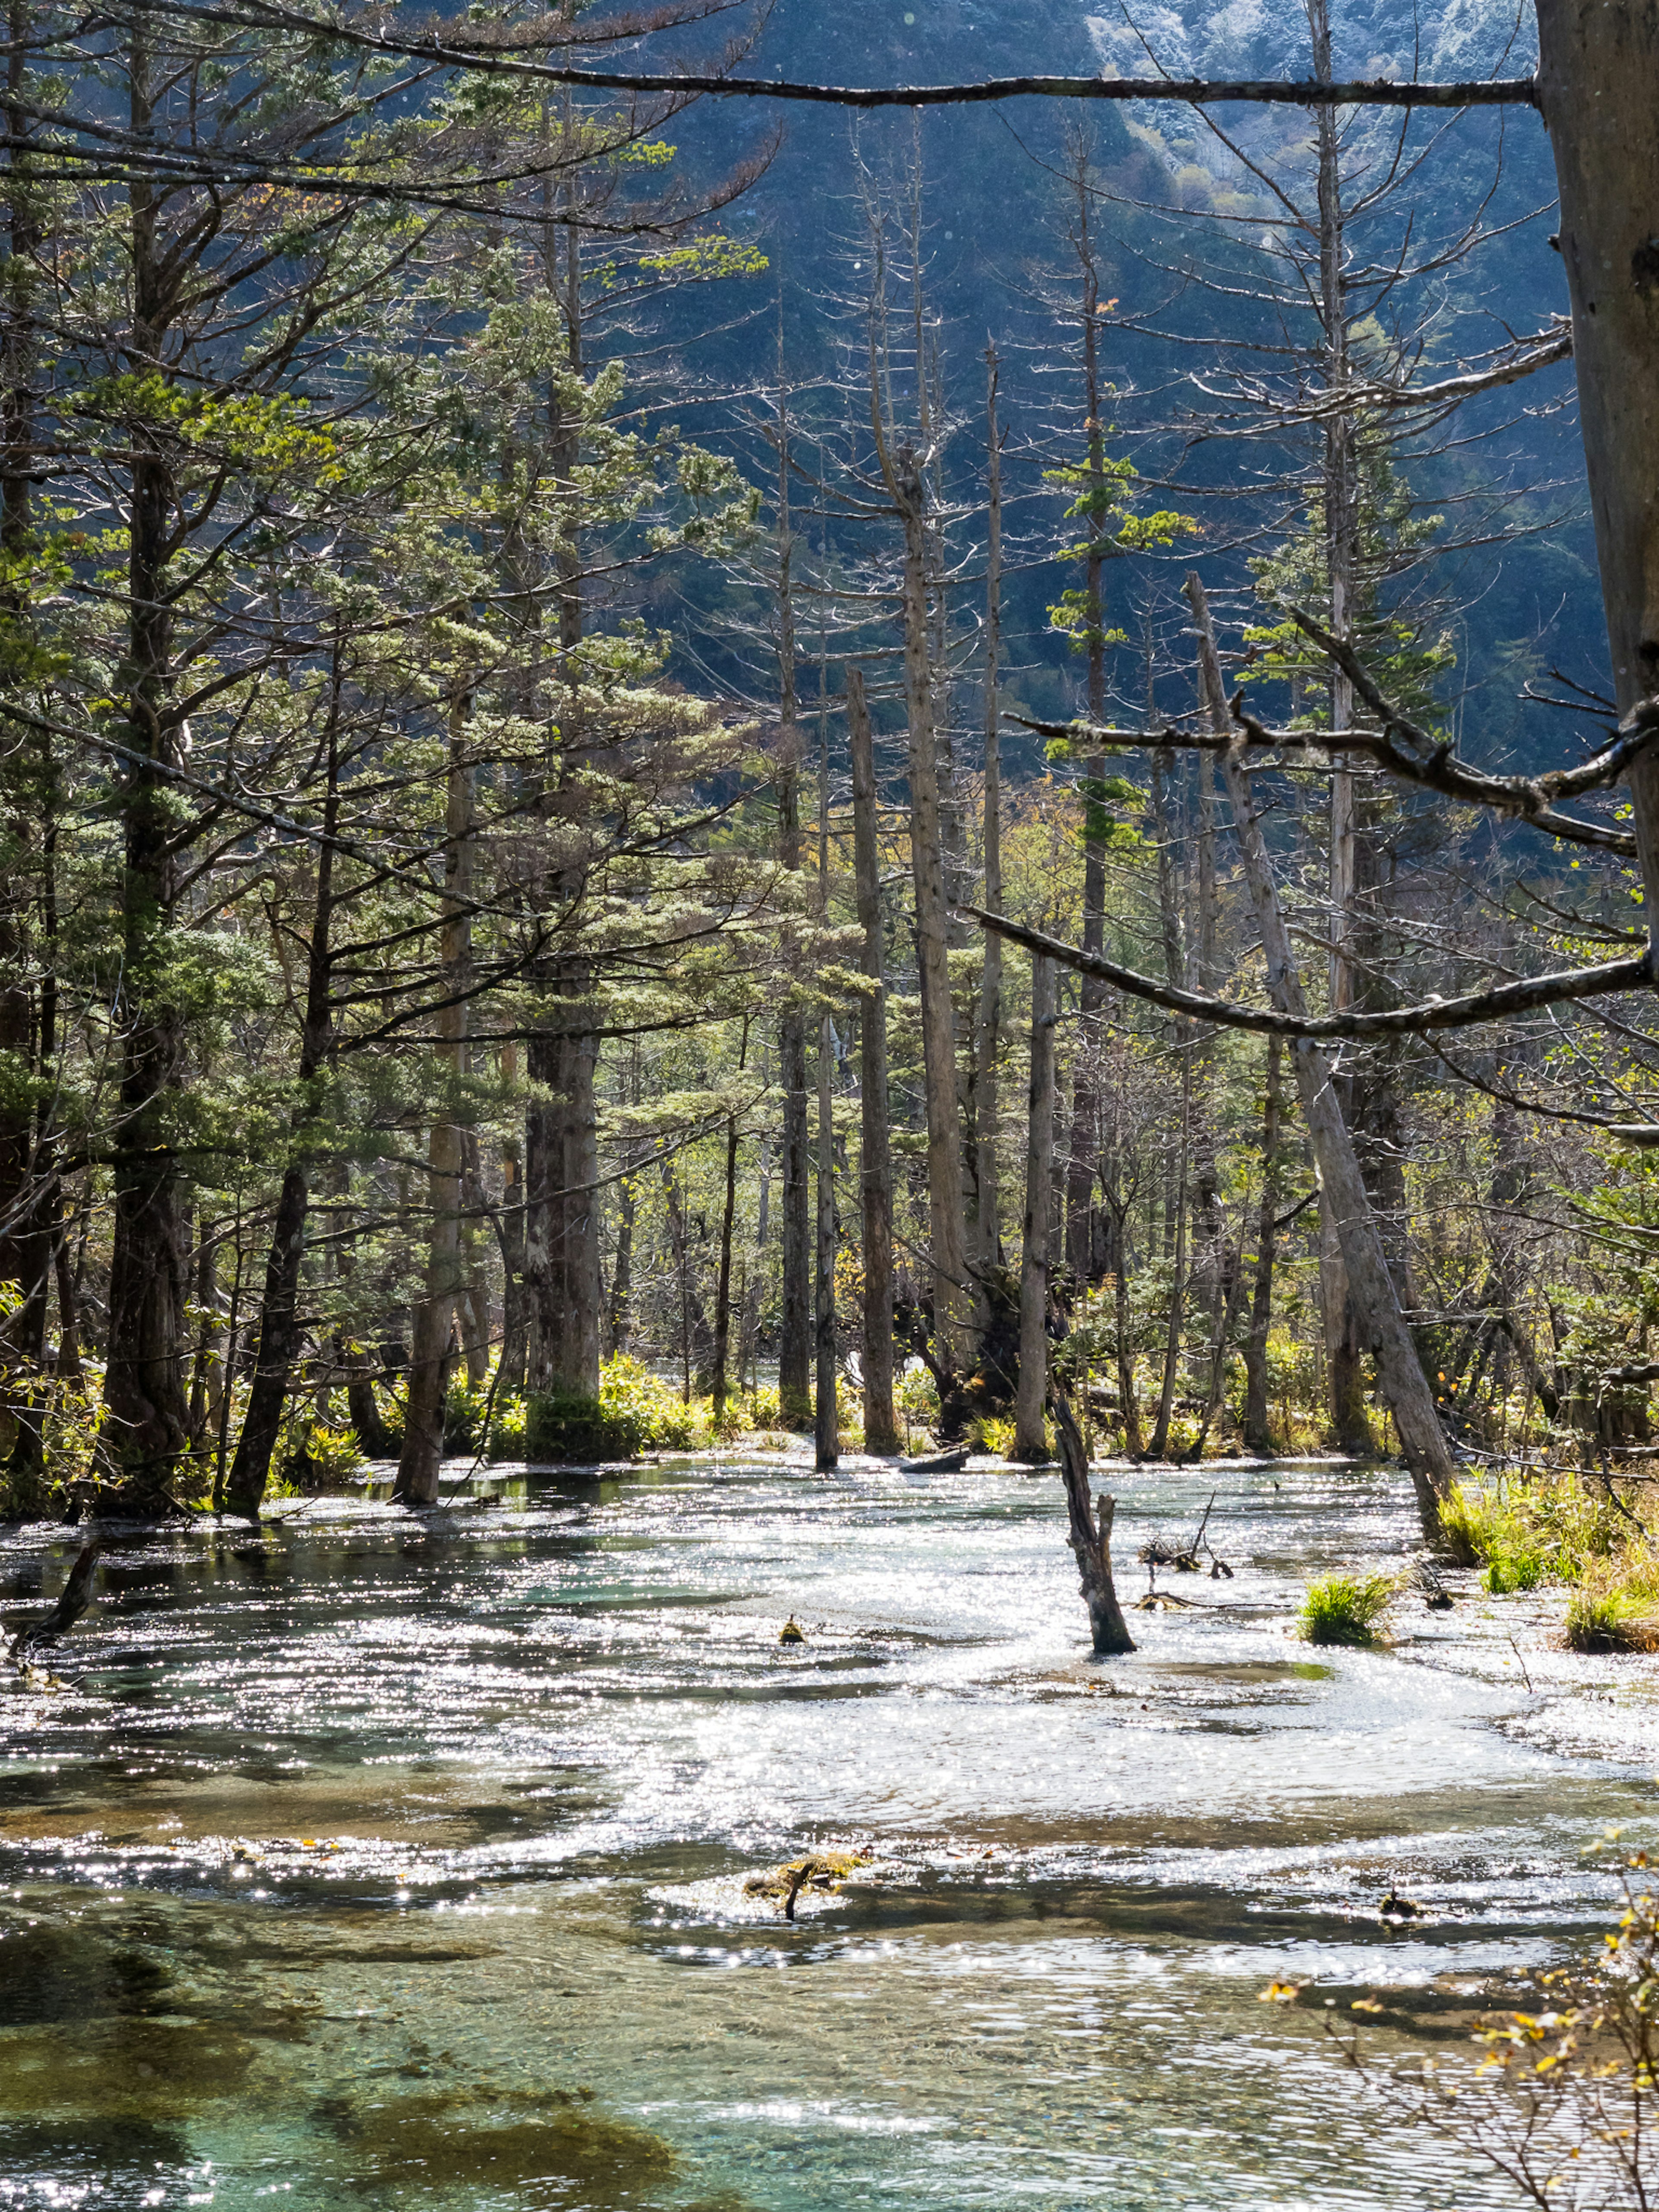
[395,699,473,1504]
[1014,953,1056,1462]
[849,667,898,1454]
[524,1001,601,1401]
[1186,575,1459,1541]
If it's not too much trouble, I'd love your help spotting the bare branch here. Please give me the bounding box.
[957,906,1654,1039]
[114,8,1544,111]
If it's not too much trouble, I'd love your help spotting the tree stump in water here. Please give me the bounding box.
[1052,1393,1135,1656]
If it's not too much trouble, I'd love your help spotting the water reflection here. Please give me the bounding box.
[1,1456,1656,2207]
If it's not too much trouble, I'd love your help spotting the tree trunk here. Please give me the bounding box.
[224,705,340,1518]
[814,1011,838,1470]
[661,1158,716,1391]
[1053,1390,1134,1656]
[524,1000,601,1402]
[892,445,971,1389]
[1186,575,1459,1542]
[1147,1068,1189,1462]
[1064,162,1112,1285]
[0,0,52,1506]
[712,1027,747,1424]
[1532,2,1659,932]
[1241,1036,1283,1454]
[101,29,191,1512]
[499,1117,528,1389]
[458,1125,490,1386]
[774,375,811,1430]
[849,668,898,1454]
[972,345,1004,1279]
[395,700,473,1504]
[1014,953,1056,1462]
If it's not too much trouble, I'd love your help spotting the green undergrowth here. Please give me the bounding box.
[524,1354,709,1462]
[1440,1468,1659,1653]
[1440,1473,1625,1595]
[1298,1572,1396,1647]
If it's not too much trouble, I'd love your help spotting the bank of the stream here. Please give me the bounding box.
[1,1452,1655,2209]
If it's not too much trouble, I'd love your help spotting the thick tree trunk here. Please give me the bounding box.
[1186,577,1459,1541]
[0,0,52,1505]
[1053,1390,1134,1656]
[524,1001,602,1401]
[395,706,473,1505]
[1014,953,1056,1462]
[1534,3,1659,918]
[849,668,898,1454]
[102,53,190,1512]
[1241,1036,1283,1454]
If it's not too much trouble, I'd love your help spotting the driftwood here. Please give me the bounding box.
[1138,1493,1235,1585]
[7,1540,99,1662]
[1052,1392,1135,1657]
[899,1446,969,1475]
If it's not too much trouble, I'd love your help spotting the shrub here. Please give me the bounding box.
[747,1385,781,1430]
[975,1413,1018,1460]
[444,1373,492,1456]
[273,1417,366,1496]
[898,1362,939,1426]
[524,1354,707,1463]
[1298,1572,1395,1647]
[486,1392,527,1461]
[1482,1547,1545,1595]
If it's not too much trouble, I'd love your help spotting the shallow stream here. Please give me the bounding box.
[2,1454,1656,2210]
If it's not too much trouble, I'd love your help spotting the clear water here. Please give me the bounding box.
[2,1454,1655,2210]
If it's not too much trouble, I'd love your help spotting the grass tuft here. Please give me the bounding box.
[1564,1591,1659,1655]
[1298,1572,1396,1647]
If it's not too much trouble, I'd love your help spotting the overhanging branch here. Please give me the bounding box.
[114,7,1543,110]
[958,906,1654,1039]
[1013,686,1651,856]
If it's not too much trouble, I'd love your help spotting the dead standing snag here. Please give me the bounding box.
[7,1538,98,1665]
[1052,1392,1135,1657]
